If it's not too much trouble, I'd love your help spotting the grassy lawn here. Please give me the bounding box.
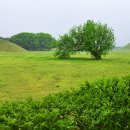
[0,50,130,101]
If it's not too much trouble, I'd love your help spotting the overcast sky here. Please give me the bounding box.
[0,0,130,46]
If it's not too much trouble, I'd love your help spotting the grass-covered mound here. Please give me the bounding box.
[0,38,26,52]
[0,76,130,130]
[124,43,130,49]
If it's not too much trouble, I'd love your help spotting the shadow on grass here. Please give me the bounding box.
[54,57,100,62]
[54,57,121,64]
[68,57,95,61]
[28,54,121,63]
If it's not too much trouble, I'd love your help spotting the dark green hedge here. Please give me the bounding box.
[0,76,130,130]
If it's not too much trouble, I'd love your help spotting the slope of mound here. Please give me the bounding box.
[123,43,130,49]
[0,38,26,52]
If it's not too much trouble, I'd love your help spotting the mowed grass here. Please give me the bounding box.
[0,50,130,101]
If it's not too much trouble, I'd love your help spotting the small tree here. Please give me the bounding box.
[55,20,115,60]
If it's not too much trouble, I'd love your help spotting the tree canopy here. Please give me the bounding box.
[10,32,57,51]
[55,20,115,60]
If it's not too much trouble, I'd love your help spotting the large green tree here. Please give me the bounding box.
[82,20,115,59]
[54,26,84,58]
[55,20,115,60]
[10,32,57,51]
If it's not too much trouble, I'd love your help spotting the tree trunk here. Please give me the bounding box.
[95,55,101,60]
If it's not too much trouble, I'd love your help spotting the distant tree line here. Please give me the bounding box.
[10,32,57,51]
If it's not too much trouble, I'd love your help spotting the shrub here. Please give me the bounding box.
[0,76,130,129]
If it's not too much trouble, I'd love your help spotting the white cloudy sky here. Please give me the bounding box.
[0,0,130,46]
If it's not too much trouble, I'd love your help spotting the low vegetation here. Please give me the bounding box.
[0,76,130,129]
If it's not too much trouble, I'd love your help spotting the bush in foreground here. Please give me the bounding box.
[0,76,130,130]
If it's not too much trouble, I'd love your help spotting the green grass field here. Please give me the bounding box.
[0,50,130,101]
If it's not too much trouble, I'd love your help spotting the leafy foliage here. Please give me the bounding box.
[83,20,115,59]
[54,34,73,58]
[0,76,130,129]
[10,32,57,51]
[55,20,115,60]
